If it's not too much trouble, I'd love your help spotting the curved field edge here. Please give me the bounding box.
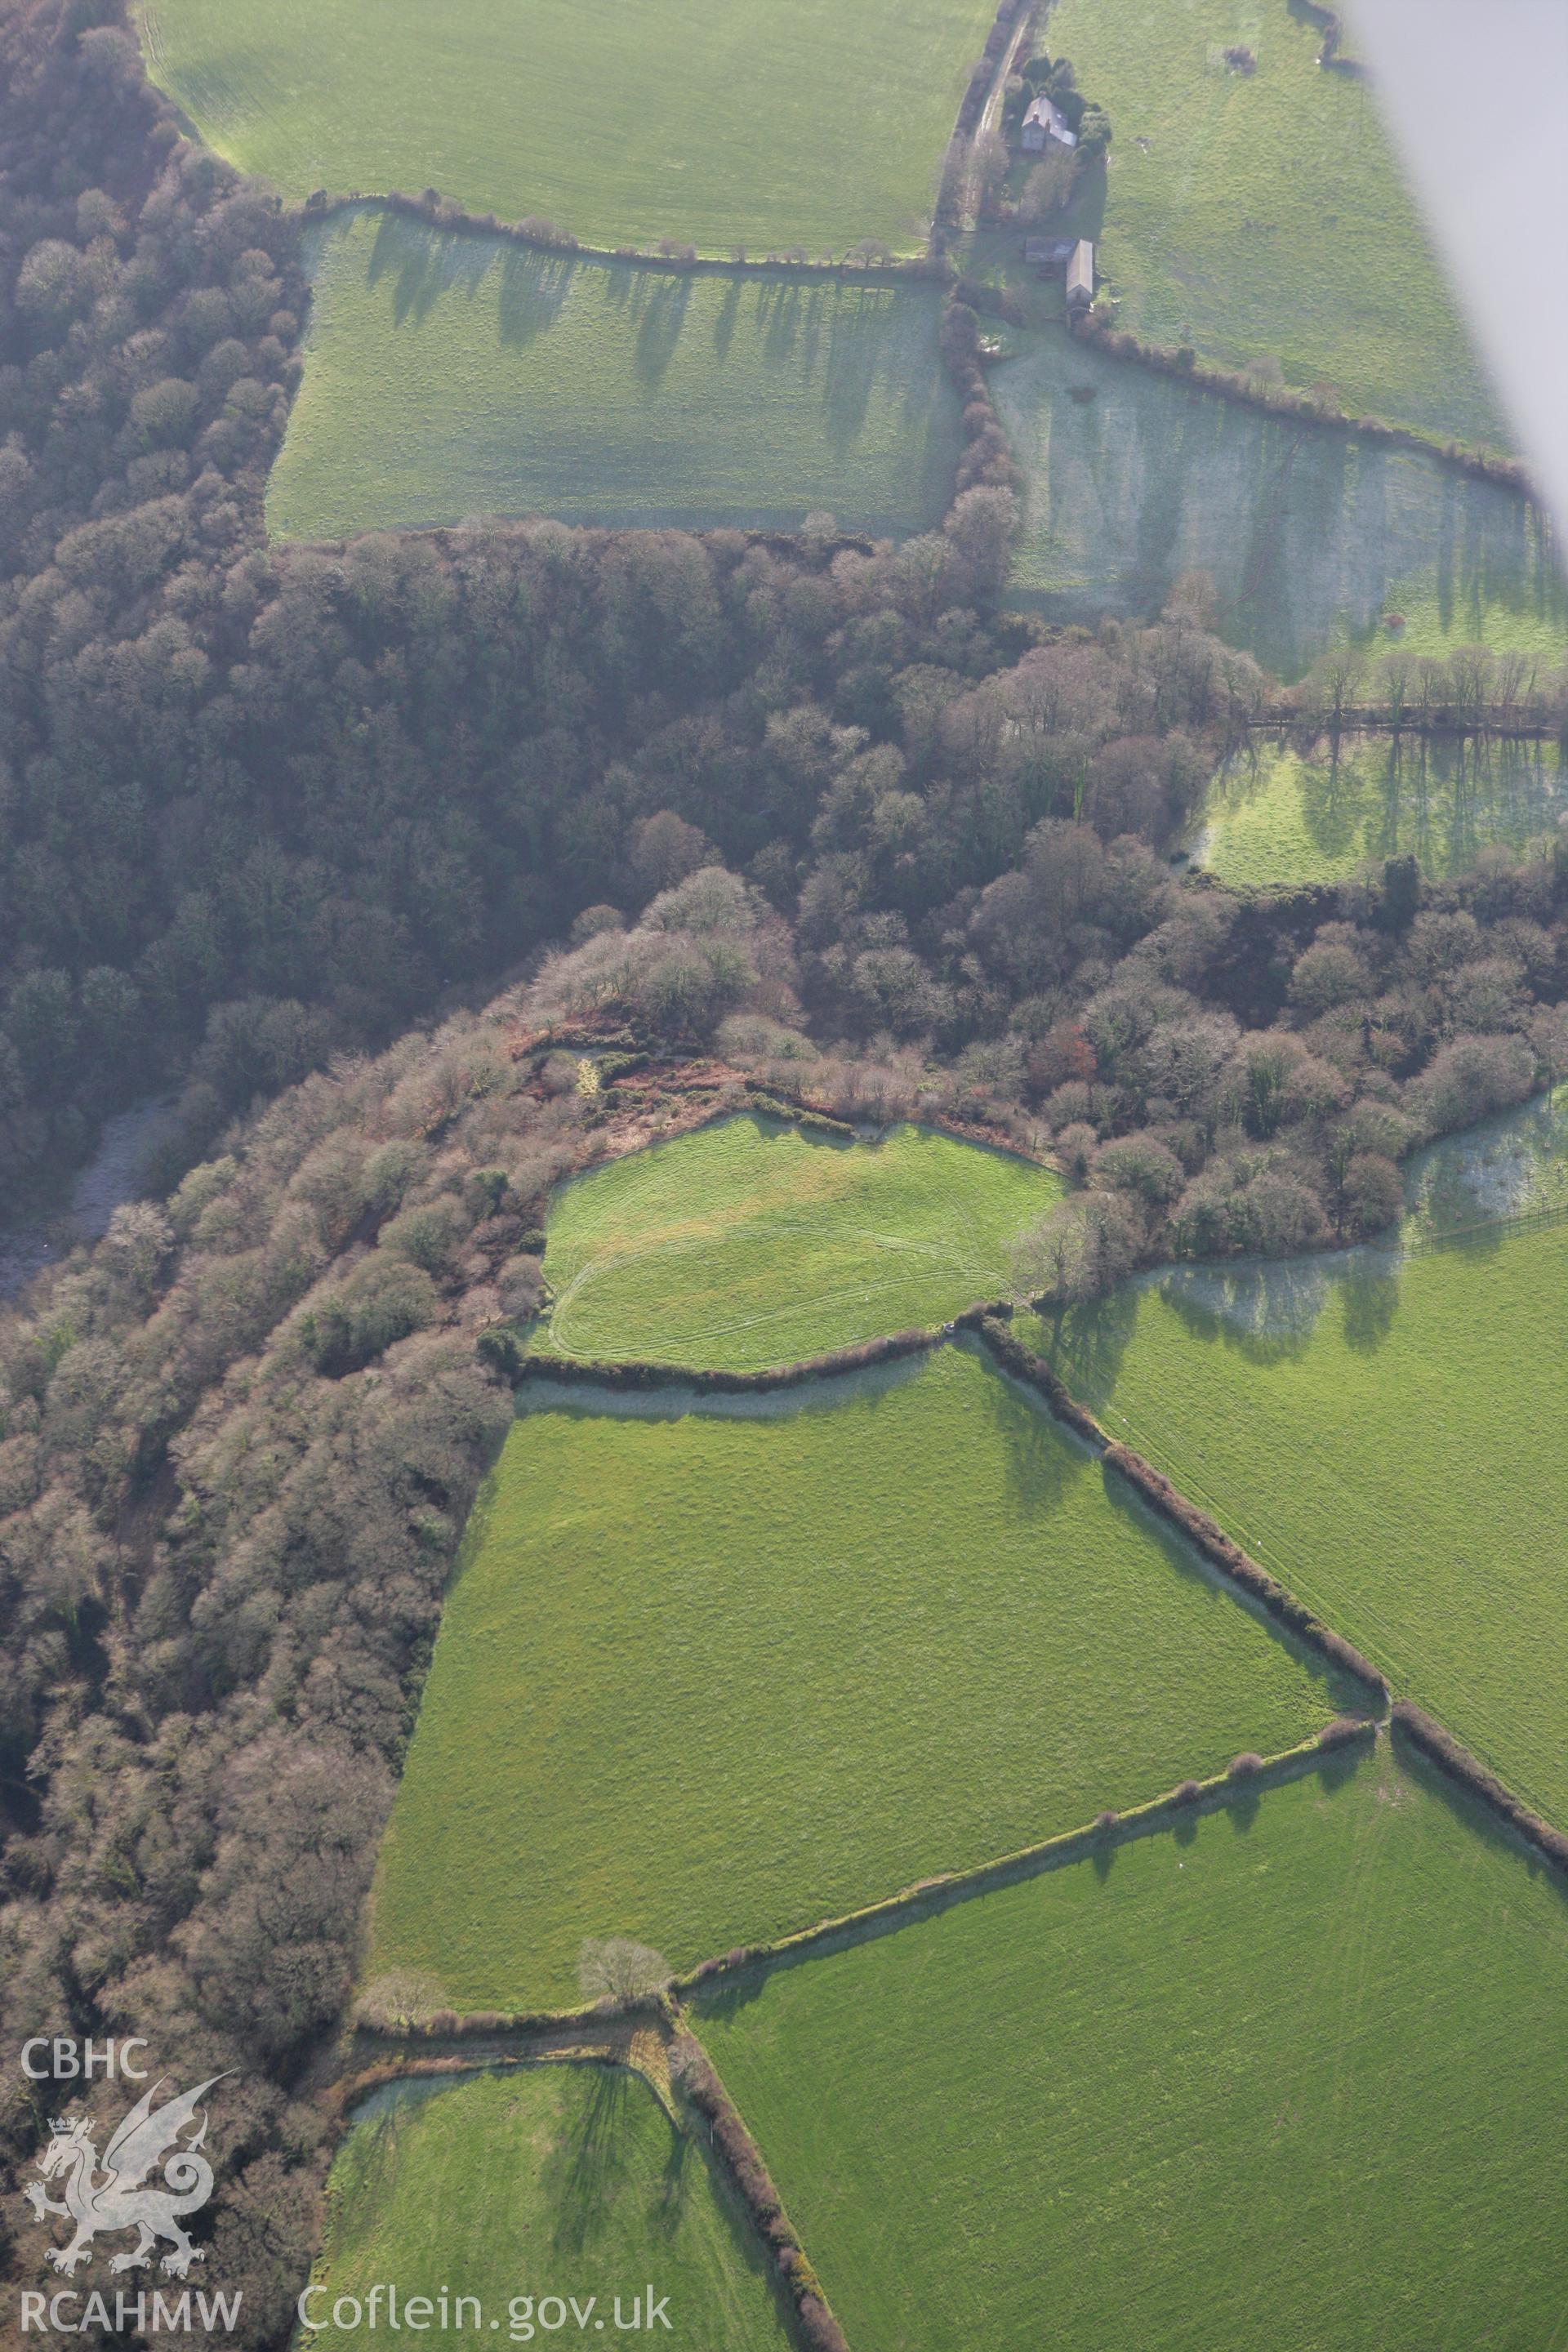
[134,0,998,259]
[690,1736,1568,2352]
[536,1113,1063,1371]
[304,2065,795,2351]
[992,326,1566,682]
[363,1341,1354,2015]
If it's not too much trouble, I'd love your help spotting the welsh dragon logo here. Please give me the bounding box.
[24,2074,226,2278]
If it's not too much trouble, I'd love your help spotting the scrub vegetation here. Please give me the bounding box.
[308,2069,793,2352]
[368,1343,1343,2012]
[693,1743,1568,2352]
[1191,733,1568,889]
[1045,0,1503,446]
[137,0,995,256]
[541,1114,1059,1370]
[270,211,961,542]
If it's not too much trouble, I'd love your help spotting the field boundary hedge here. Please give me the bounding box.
[1400,1196,1568,1258]
[1072,313,1528,489]
[1101,1440,1390,1702]
[973,1310,1110,1446]
[675,1722,1373,1989]
[305,190,949,283]
[970,1312,1389,1701]
[510,1325,940,1395]
[670,2034,851,2352]
[1391,1701,1568,1876]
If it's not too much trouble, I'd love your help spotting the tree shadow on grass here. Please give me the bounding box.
[541,2065,635,2257]
[363,209,496,329]
[688,1740,1379,2022]
[630,271,694,393]
[496,244,580,352]
[966,1336,1088,1523]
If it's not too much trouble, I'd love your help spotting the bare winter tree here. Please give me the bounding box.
[577,1938,670,2004]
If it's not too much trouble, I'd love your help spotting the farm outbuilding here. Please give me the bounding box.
[1066,238,1094,314]
[1020,93,1077,154]
[1023,235,1076,270]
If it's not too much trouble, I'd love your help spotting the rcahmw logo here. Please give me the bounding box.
[17,2044,242,2333]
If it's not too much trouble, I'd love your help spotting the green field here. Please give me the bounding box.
[539,1116,1061,1371]
[694,1740,1568,2352]
[306,2068,792,2351]
[1045,0,1503,447]
[270,212,960,541]
[1047,1173,1568,1830]
[1190,731,1568,889]
[368,1345,1348,2012]
[138,0,994,257]
[993,327,1567,679]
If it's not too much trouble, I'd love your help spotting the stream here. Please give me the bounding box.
[0,1095,183,1303]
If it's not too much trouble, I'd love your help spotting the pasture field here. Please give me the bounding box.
[992,327,1568,679]
[1045,0,1503,447]
[270,212,960,542]
[1189,732,1568,889]
[694,1740,1568,2352]
[136,0,994,257]
[367,1345,1348,2012]
[306,2069,792,2352]
[538,1115,1061,1371]
[1049,1196,1568,1831]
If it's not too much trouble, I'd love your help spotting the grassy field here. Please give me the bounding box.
[694,1740,1568,2352]
[1045,0,1503,448]
[1046,1183,1568,1830]
[367,1345,1348,2013]
[992,327,1567,679]
[137,0,994,257]
[270,212,960,541]
[1189,731,1568,889]
[306,2068,792,2351]
[539,1115,1061,1371]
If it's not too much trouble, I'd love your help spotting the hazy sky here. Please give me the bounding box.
[1350,0,1568,528]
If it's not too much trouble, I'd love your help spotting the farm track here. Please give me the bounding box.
[955,9,1035,234]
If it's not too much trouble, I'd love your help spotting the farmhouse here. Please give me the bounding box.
[1020,93,1077,154]
[1066,238,1095,314]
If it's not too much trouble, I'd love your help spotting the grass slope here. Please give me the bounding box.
[539,1116,1062,1371]
[1049,1176,1568,1829]
[1047,0,1503,446]
[270,212,960,541]
[307,2068,792,2351]
[368,1345,1346,2012]
[1190,732,1568,889]
[993,327,1566,680]
[137,0,996,257]
[694,1741,1568,2352]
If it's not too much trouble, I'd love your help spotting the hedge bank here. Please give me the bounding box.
[1391,1701,1568,1876]
[676,1722,1373,1989]
[672,2035,851,2352]
[1102,1441,1389,1703]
